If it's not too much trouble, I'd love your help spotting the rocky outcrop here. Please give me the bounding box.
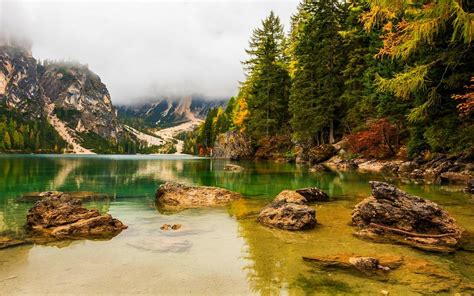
[40,62,123,140]
[155,182,241,211]
[213,131,253,160]
[26,193,127,239]
[308,144,337,164]
[224,164,244,171]
[257,190,316,230]
[19,191,111,202]
[0,45,43,116]
[324,153,473,186]
[0,44,127,151]
[296,187,330,202]
[352,181,464,252]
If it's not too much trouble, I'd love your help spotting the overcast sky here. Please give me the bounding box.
[1,0,298,104]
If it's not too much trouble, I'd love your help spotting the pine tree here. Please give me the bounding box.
[242,11,291,139]
[289,0,345,144]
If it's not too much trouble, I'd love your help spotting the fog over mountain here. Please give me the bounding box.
[1,0,298,104]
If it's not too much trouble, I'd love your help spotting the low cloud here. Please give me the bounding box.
[1,0,298,104]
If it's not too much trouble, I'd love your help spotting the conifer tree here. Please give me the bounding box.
[242,11,291,139]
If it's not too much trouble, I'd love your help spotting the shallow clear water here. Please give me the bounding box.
[0,155,473,295]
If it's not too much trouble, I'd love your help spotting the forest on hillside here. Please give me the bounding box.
[184,0,474,159]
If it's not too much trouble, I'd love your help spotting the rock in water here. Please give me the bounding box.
[258,189,317,230]
[19,191,111,202]
[296,187,330,202]
[273,190,307,205]
[155,182,241,212]
[223,164,244,171]
[257,201,316,230]
[351,181,464,252]
[302,254,404,278]
[26,193,127,239]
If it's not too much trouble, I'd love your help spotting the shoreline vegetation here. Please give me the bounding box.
[179,0,473,186]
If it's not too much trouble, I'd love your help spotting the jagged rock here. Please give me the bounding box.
[213,131,253,160]
[257,201,316,230]
[352,181,464,252]
[19,191,111,202]
[296,187,330,202]
[155,182,241,211]
[26,193,127,239]
[0,45,43,116]
[303,254,404,277]
[274,190,307,205]
[308,164,327,173]
[223,164,244,171]
[308,144,337,164]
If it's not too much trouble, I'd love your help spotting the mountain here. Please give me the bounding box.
[117,97,227,129]
[0,43,130,154]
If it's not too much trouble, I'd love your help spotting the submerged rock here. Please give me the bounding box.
[0,236,27,249]
[257,201,316,230]
[308,164,327,173]
[19,191,111,202]
[223,164,244,171]
[303,254,403,277]
[155,182,241,212]
[296,187,330,202]
[26,193,127,239]
[160,224,182,231]
[351,181,464,252]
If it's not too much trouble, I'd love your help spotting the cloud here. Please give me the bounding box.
[1,0,298,104]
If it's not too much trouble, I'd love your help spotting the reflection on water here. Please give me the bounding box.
[0,155,473,294]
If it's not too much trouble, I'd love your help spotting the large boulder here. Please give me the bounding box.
[352,181,464,252]
[26,193,127,239]
[213,131,253,160]
[257,201,316,230]
[155,182,241,211]
[296,187,330,202]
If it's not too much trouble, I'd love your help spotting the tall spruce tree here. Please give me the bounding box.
[289,0,345,145]
[242,11,291,140]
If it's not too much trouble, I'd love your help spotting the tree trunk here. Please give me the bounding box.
[329,119,335,144]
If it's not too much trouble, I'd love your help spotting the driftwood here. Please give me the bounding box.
[369,223,457,238]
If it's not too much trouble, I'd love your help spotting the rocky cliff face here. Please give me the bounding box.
[40,63,122,140]
[0,44,123,149]
[0,45,43,116]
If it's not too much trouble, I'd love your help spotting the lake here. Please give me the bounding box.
[0,155,473,295]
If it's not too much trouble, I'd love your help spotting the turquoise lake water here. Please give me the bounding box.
[0,154,473,295]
